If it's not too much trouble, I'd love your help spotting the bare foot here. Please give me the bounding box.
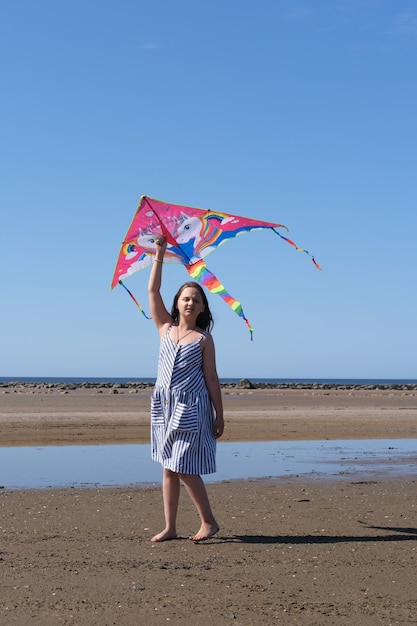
[150,528,177,542]
[189,522,219,542]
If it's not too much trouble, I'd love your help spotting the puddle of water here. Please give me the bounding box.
[0,440,416,490]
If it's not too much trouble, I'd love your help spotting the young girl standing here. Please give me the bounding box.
[148,237,224,542]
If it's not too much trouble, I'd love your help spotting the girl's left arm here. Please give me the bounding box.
[202,334,224,439]
[148,238,172,333]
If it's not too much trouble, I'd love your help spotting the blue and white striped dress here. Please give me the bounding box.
[151,326,216,475]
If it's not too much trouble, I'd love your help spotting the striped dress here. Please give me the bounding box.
[151,326,217,475]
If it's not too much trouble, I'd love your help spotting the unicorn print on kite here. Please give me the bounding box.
[111,195,320,338]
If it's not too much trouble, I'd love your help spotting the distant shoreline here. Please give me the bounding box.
[1,382,416,447]
[2,379,417,392]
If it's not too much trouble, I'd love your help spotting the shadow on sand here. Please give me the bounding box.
[209,523,417,545]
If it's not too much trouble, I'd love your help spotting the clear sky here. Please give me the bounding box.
[1,0,416,380]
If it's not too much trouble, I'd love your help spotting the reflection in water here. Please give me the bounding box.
[0,439,416,490]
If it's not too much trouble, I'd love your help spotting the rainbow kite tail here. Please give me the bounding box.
[185,259,254,340]
[118,280,152,319]
[271,227,322,270]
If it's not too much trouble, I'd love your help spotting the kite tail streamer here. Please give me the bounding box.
[118,280,152,319]
[271,227,322,270]
[185,259,254,340]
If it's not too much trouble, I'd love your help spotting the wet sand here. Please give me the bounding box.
[1,384,417,446]
[1,385,417,624]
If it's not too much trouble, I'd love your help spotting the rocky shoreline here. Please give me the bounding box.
[1,379,417,392]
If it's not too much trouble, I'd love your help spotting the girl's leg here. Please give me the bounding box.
[179,473,219,541]
[151,469,180,542]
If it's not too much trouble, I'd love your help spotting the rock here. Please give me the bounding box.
[235,378,255,389]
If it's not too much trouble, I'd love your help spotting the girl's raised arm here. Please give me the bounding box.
[148,238,172,331]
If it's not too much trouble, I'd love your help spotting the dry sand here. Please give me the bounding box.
[1,385,417,624]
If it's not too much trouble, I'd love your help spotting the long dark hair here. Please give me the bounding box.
[171,282,214,332]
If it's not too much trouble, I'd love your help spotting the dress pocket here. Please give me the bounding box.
[171,401,199,432]
[151,395,165,426]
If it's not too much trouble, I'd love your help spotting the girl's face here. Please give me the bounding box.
[177,286,205,321]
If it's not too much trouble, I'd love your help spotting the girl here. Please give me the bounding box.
[148,237,224,542]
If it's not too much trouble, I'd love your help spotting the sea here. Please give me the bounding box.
[1,376,417,385]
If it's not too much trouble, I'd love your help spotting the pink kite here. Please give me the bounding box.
[111,195,320,338]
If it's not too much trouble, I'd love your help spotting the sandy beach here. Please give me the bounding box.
[1,382,417,447]
[1,383,417,624]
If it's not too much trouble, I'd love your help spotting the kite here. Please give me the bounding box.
[111,195,320,338]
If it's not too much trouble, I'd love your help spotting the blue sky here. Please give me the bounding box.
[1,0,416,379]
